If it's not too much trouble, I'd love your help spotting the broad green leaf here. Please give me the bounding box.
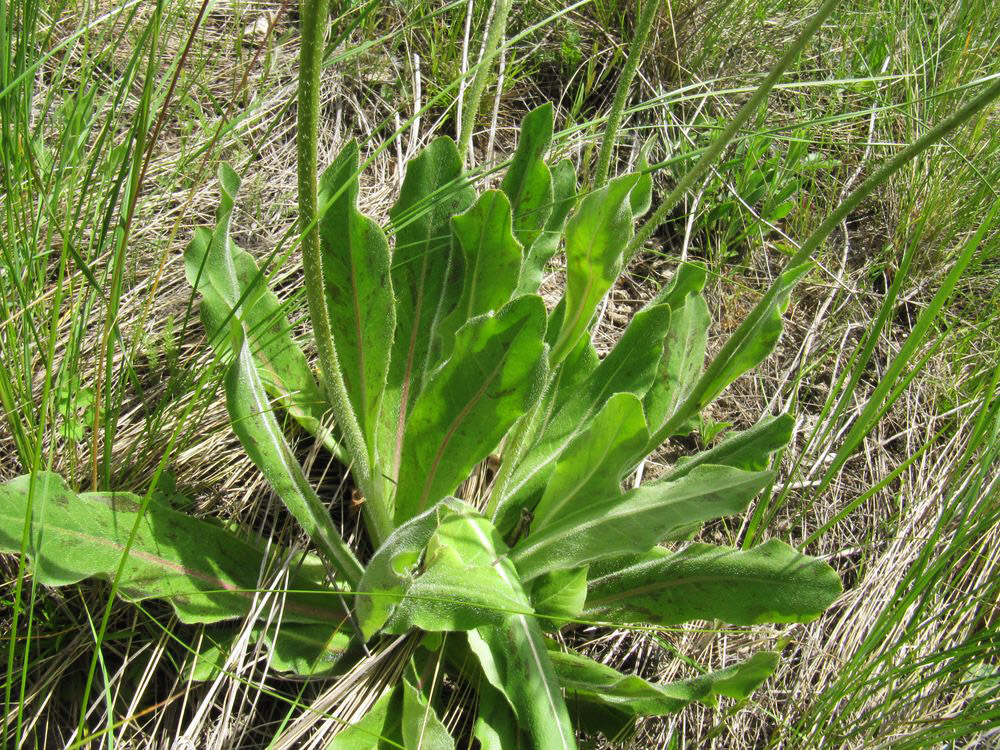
[642,292,709,437]
[261,623,352,676]
[551,648,778,717]
[584,539,842,626]
[473,681,525,750]
[649,263,810,449]
[381,509,530,634]
[491,303,671,534]
[358,500,528,637]
[402,679,455,750]
[0,473,347,626]
[468,622,578,750]
[194,163,243,320]
[327,686,403,749]
[551,302,670,418]
[318,140,395,455]
[188,165,361,584]
[551,307,600,394]
[514,300,597,459]
[392,513,577,749]
[383,557,526,634]
[500,102,554,249]
[551,173,640,363]
[438,190,522,357]
[530,566,588,627]
[190,623,352,681]
[383,517,576,748]
[629,170,652,220]
[184,176,329,453]
[480,334,591,527]
[226,326,363,585]
[510,465,773,581]
[694,263,810,409]
[395,296,546,523]
[639,262,711,441]
[666,412,794,481]
[653,261,708,310]
[190,631,236,681]
[531,392,648,533]
[517,158,577,296]
[482,318,598,527]
[702,651,783,700]
[382,137,475,483]
[357,498,465,639]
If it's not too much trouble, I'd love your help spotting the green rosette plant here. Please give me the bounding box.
[6,0,1000,746]
[0,108,839,746]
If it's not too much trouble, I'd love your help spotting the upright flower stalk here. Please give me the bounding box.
[297,0,391,543]
[459,0,513,166]
[593,0,660,188]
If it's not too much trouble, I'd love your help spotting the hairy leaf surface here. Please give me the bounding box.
[184,225,328,447]
[438,190,522,357]
[326,686,401,749]
[629,171,653,220]
[402,679,455,750]
[530,392,648,532]
[510,465,772,581]
[693,263,810,412]
[0,473,346,625]
[642,292,709,438]
[319,140,395,455]
[473,682,524,750]
[226,311,362,585]
[491,303,671,533]
[530,567,588,626]
[551,648,778,717]
[665,413,794,480]
[382,137,475,483]
[190,623,353,681]
[653,261,708,310]
[358,500,529,638]
[487,302,598,499]
[357,499,460,638]
[551,173,639,362]
[187,166,362,583]
[584,539,842,625]
[500,102,554,249]
[468,620,577,749]
[381,509,530,634]
[649,263,810,449]
[395,296,546,522]
[517,158,577,296]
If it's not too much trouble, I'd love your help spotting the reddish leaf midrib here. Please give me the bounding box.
[349,221,368,437]
[392,253,429,482]
[26,519,345,624]
[415,349,511,514]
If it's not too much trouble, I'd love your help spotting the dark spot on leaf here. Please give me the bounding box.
[108,494,142,513]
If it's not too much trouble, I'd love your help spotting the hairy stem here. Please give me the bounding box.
[297,0,391,544]
[593,0,659,188]
[458,0,513,166]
